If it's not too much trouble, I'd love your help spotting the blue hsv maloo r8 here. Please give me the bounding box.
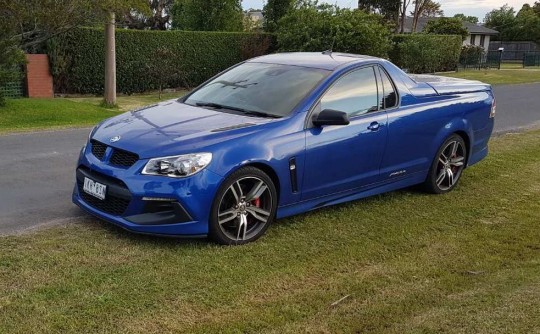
[73,52,495,245]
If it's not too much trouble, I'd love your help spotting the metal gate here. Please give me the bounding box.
[523,52,540,67]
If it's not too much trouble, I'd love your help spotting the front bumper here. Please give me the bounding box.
[72,144,223,236]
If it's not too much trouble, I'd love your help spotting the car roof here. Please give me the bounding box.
[247,52,380,70]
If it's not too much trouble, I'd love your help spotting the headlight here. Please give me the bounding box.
[142,153,212,178]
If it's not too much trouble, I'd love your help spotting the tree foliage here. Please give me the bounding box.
[171,0,243,31]
[0,0,148,51]
[277,3,391,57]
[410,0,443,32]
[357,0,400,21]
[485,4,540,43]
[423,17,468,41]
[121,0,173,30]
[453,13,479,24]
[263,0,294,32]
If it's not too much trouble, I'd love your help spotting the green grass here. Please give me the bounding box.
[1,130,540,333]
[0,91,187,133]
[441,67,540,85]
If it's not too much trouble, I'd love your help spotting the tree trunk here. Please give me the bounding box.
[104,11,116,106]
[412,1,419,32]
[400,0,408,33]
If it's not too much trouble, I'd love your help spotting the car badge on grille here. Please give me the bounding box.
[110,135,121,143]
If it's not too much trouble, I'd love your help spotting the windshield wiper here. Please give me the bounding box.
[195,102,281,118]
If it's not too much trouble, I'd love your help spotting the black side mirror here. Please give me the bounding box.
[312,109,350,127]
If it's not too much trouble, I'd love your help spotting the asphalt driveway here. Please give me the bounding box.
[1,83,539,235]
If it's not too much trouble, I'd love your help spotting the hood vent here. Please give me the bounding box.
[211,123,256,132]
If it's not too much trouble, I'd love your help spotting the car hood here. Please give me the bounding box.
[92,100,276,158]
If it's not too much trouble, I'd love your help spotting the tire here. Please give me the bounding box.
[208,166,277,245]
[423,134,467,194]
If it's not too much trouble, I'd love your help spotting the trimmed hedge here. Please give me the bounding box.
[389,34,462,73]
[48,28,276,94]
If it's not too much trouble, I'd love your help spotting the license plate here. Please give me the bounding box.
[83,177,107,200]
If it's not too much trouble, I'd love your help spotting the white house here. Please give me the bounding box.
[403,17,499,49]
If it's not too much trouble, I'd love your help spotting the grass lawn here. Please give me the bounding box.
[441,67,540,85]
[0,91,187,133]
[1,130,540,333]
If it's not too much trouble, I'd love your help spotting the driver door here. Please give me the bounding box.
[301,66,388,200]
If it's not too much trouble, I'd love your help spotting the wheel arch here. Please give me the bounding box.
[240,162,281,204]
[453,130,471,167]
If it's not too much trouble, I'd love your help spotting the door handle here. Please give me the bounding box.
[367,122,380,131]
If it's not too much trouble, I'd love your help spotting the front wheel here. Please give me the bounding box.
[423,134,467,194]
[209,167,277,245]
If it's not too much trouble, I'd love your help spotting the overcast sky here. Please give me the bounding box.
[242,0,534,22]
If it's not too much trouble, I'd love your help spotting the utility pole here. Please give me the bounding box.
[104,11,116,106]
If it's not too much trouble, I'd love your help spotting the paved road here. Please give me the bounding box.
[1,83,539,235]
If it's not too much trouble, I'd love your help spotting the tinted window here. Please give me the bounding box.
[184,63,328,117]
[379,68,397,109]
[320,67,378,117]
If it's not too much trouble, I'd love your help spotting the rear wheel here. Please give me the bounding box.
[209,167,277,245]
[423,134,467,194]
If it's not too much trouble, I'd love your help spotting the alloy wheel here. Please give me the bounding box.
[217,176,273,241]
[435,140,465,191]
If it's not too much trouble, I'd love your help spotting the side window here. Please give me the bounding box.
[320,67,379,117]
[379,68,398,109]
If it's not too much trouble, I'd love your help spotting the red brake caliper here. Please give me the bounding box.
[252,198,261,207]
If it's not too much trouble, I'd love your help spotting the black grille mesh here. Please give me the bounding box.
[90,140,139,168]
[77,179,131,216]
[110,149,139,168]
[91,140,107,160]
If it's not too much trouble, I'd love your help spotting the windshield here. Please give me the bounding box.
[184,62,329,118]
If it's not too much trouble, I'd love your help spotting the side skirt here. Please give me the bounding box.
[276,171,427,219]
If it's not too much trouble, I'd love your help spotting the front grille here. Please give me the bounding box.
[90,140,139,168]
[77,167,131,216]
[110,149,139,168]
[91,140,107,160]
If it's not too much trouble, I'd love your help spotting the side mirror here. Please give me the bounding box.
[312,109,350,127]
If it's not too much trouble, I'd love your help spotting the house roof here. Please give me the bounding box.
[403,17,499,35]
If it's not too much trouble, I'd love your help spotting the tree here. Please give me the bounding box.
[263,0,293,32]
[454,13,479,24]
[121,0,174,30]
[410,0,443,32]
[484,5,518,41]
[171,0,243,31]
[400,0,412,33]
[0,0,148,107]
[514,4,540,43]
[277,4,391,57]
[423,17,468,40]
[94,1,149,107]
[358,0,401,32]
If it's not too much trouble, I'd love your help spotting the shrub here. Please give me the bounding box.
[277,5,391,58]
[48,28,276,94]
[459,45,485,66]
[0,35,25,106]
[423,18,469,41]
[390,34,462,73]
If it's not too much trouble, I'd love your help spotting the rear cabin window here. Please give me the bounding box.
[379,68,398,109]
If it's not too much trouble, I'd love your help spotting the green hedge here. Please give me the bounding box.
[48,28,276,94]
[389,34,462,73]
